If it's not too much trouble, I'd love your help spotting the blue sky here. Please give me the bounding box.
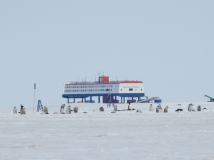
[0,1,214,108]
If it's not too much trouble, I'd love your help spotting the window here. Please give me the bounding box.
[129,88,133,91]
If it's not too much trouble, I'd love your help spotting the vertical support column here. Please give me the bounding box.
[82,98,83,102]
[132,97,133,101]
[98,96,100,103]
[67,98,69,103]
[74,97,75,103]
[138,97,140,101]
[90,96,92,102]
[121,97,122,103]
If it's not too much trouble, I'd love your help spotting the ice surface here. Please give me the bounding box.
[1,102,214,159]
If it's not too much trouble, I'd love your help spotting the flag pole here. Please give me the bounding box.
[33,83,36,114]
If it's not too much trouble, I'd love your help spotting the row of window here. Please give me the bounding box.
[65,85,114,89]
[65,89,113,92]
[64,88,142,93]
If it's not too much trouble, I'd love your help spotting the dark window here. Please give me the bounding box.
[129,88,133,91]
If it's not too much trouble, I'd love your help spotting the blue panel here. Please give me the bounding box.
[62,93,145,98]
[154,99,162,103]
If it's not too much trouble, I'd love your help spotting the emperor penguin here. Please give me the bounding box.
[20,104,24,112]
[43,106,49,114]
[197,105,201,111]
[188,104,195,112]
[60,104,65,114]
[128,103,132,110]
[156,106,160,113]
[99,107,104,112]
[13,107,17,114]
[114,105,118,111]
[20,107,26,114]
[66,105,72,114]
[158,104,162,110]
[73,106,78,113]
[164,106,169,113]
[149,104,154,112]
[136,109,142,113]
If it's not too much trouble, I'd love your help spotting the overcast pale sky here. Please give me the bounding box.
[0,0,214,108]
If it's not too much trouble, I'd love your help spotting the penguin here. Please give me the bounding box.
[156,106,160,113]
[20,104,24,113]
[128,103,132,110]
[175,108,183,112]
[149,104,154,112]
[114,105,118,111]
[136,109,142,113]
[13,107,17,114]
[99,107,104,112]
[158,104,162,110]
[66,105,72,114]
[20,107,26,114]
[188,104,195,112]
[164,106,169,113]
[60,104,65,114]
[73,107,78,113]
[43,106,49,114]
[197,105,201,111]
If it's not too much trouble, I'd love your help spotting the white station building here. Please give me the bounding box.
[62,75,145,103]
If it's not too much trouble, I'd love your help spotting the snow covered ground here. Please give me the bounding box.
[1,102,214,160]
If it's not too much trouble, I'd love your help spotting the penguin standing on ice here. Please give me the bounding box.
[164,106,169,113]
[156,106,160,113]
[66,105,72,114]
[43,106,49,114]
[197,105,201,111]
[158,104,162,111]
[19,104,26,114]
[73,107,78,113]
[114,105,118,111]
[149,104,154,112]
[188,103,195,112]
[60,104,65,114]
[128,103,132,110]
[13,107,17,114]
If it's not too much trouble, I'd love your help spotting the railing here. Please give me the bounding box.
[66,80,121,84]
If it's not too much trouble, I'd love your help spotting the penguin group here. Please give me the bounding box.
[148,104,168,113]
[13,105,26,115]
[12,103,209,115]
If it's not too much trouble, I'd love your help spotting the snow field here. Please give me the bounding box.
[0,102,214,159]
